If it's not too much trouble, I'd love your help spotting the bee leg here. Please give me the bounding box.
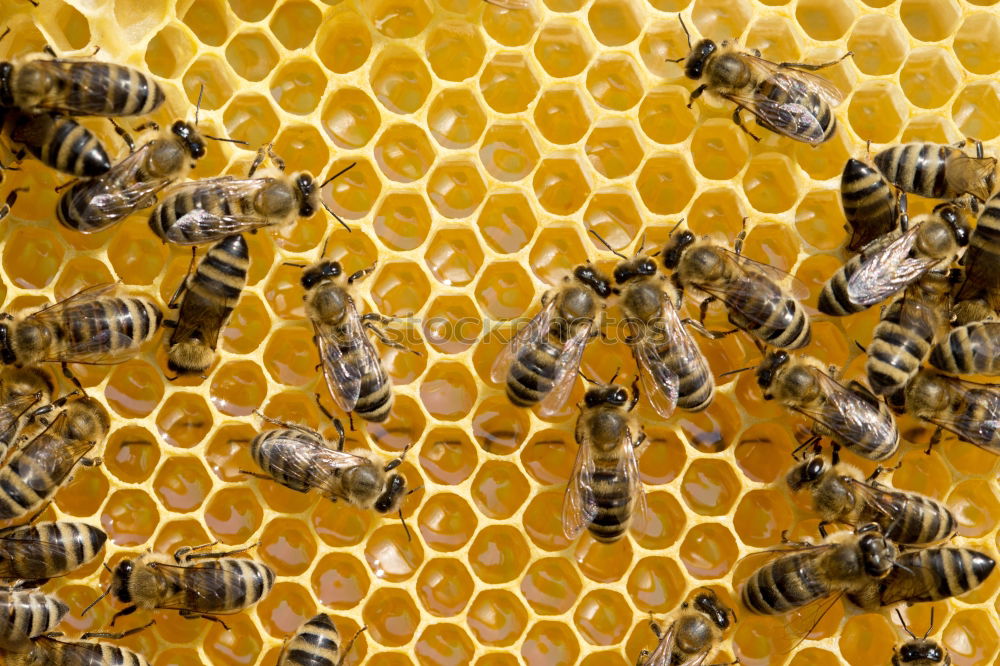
[80,456,102,467]
[181,542,260,562]
[384,444,411,472]
[635,650,650,666]
[628,375,641,411]
[82,620,155,641]
[731,107,761,143]
[777,51,853,71]
[267,145,286,172]
[779,529,812,548]
[239,469,273,481]
[817,521,830,539]
[681,317,737,340]
[686,84,707,108]
[168,250,197,309]
[791,434,822,460]
[348,263,378,285]
[339,626,368,665]
[108,119,135,153]
[0,187,27,222]
[363,320,412,353]
[180,610,230,631]
[925,426,943,455]
[109,605,138,627]
[734,219,748,256]
[314,392,346,450]
[252,409,321,438]
[248,145,268,177]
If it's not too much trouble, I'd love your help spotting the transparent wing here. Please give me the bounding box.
[920,381,1000,452]
[621,426,648,532]
[165,208,278,243]
[148,561,244,612]
[641,623,676,666]
[877,549,952,606]
[846,224,938,307]
[159,178,279,244]
[562,438,598,540]
[725,89,827,146]
[25,60,146,115]
[490,298,557,384]
[257,433,370,494]
[744,54,846,106]
[634,339,679,419]
[790,371,895,446]
[724,248,811,302]
[539,320,594,417]
[0,392,44,448]
[64,144,172,220]
[314,299,382,414]
[28,283,121,318]
[945,154,997,201]
[170,290,231,353]
[0,530,72,579]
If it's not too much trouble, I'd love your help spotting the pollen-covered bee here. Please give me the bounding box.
[892,368,1000,453]
[892,609,950,666]
[0,521,107,585]
[88,543,274,628]
[0,395,108,521]
[662,227,811,350]
[0,366,52,461]
[874,141,996,204]
[492,264,611,416]
[673,18,848,145]
[7,624,153,666]
[8,111,111,177]
[786,450,956,546]
[818,202,969,316]
[278,613,365,666]
[562,379,647,543]
[930,320,1000,375]
[0,283,162,381]
[955,190,1000,308]
[595,232,714,417]
[741,523,896,615]
[246,413,415,526]
[841,157,898,252]
[636,588,736,666]
[0,589,69,652]
[165,234,249,377]
[300,258,412,424]
[755,350,900,461]
[866,271,952,396]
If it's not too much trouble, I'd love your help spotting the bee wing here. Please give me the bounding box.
[0,392,44,446]
[0,531,73,580]
[641,623,677,666]
[169,287,232,352]
[538,320,594,417]
[63,144,172,219]
[845,224,938,307]
[146,561,238,612]
[744,54,845,105]
[255,433,370,493]
[945,154,997,202]
[631,292,687,418]
[919,383,1000,452]
[723,249,811,302]
[27,283,122,318]
[490,297,557,384]
[159,178,279,242]
[562,438,598,540]
[621,426,649,531]
[313,299,383,414]
[790,371,896,447]
[876,550,946,606]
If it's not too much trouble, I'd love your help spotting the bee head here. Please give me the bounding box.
[856,523,894,578]
[374,473,407,514]
[1,366,53,401]
[301,261,343,290]
[294,172,318,217]
[573,264,612,298]
[691,589,732,630]
[934,203,970,247]
[786,456,826,492]
[684,39,717,80]
[897,642,945,664]
[171,121,206,160]
[612,257,657,285]
[584,385,628,408]
[661,230,695,270]
[110,559,135,603]
[755,351,789,394]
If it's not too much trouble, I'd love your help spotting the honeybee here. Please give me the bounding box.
[596,232,714,417]
[930,320,1000,375]
[300,258,412,424]
[848,546,995,609]
[955,190,1000,307]
[6,622,153,666]
[148,148,349,246]
[492,264,611,416]
[0,521,107,585]
[741,523,896,615]
[662,227,811,350]
[0,366,52,461]
[0,589,68,652]
[278,613,365,666]
[892,368,1000,453]
[562,379,647,543]
[0,395,108,521]
[88,542,274,628]
[0,283,163,381]
[165,234,249,376]
[841,157,898,252]
[786,450,956,546]
[755,350,900,461]
[245,413,415,527]
[892,609,950,666]
[873,141,996,204]
[818,202,969,316]
[673,18,848,145]
[636,588,736,666]
[866,271,952,396]
[8,111,111,177]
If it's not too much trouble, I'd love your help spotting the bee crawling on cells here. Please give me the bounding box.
[636,587,738,666]
[670,15,851,145]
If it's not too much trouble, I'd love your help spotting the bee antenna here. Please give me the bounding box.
[282,262,307,269]
[399,508,412,542]
[588,229,627,259]
[720,365,754,377]
[609,367,621,384]
[322,200,351,233]
[320,161,358,188]
[82,584,111,617]
[925,607,934,639]
[195,84,204,126]
[203,134,249,145]
[635,232,646,257]
[895,608,917,640]
[668,219,684,237]
[0,27,9,44]
[577,369,598,385]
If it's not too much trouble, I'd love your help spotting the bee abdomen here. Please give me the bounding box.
[742,553,827,614]
[930,322,1000,374]
[354,368,392,422]
[251,430,318,493]
[588,469,632,543]
[56,179,114,233]
[874,143,950,199]
[205,559,274,612]
[867,307,933,395]
[675,361,714,412]
[190,235,250,303]
[281,613,342,666]
[764,300,812,349]
[14,113,110,177]
[842,159,896,252]
[885,548,995,604]
[0,521,107,579]
[0,590,68,643]
[62,297,162,356]
[0,464,46,519]
[758,74,834,143]
[881,493,956,545]
[506,342,559,407]
[818,259,865,316]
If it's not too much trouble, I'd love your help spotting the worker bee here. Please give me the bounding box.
[0,589,68,652]
[87,542,274,628]
[818,202,969,316]
[300,258,412,424]
[866,271,952,396]
[848,546,995,609]
[148,148,350,246]
[841,157,898,252]
[756,350,900,461]
[673,17,848,145]
[245,413,415,528]
[491,264,612,416]
[165,234,249,376]
[0,366,52,461]
[0,283,163,380]
[786,449,956,546]
[955,190,1000,307]
[278,613,365,666]
[0,395,108,521]
[594,232,714,416]
[873,141,996,204]
[892,368,1000,453]
[562,379,647,543]
[892,609,950,666]
[7,623,153,666]
[0,521,107,585]
[662,227,812,350]
[930,320,1000,375]
[7,111,111,177]
[741,523,896,615]
[636,587,736,666]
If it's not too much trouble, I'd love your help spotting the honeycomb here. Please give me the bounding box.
[2,0,1000,664]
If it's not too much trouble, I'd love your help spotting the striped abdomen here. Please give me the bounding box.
[9,59,165,116]
[931,322,1000,375]
[169,558,274,613]
[149,180,256,244]
[328,334,392,423]
[11,112,110,177]
[46,296,161,363]
[588,457,634,543]
[172,234,249,348]
[659,339,714,411]
[953,389,1000,452]
[878,548,995,606]
[756,73,835,144]
[506,340,560,408]
[279,613,344,666]
[866,299,936,396]
[0,521,107,580]
[841,158,896,252]
[818,252,870,316]
[727,273,811,349]
[34,638,151,666]
[0,435,93,519]
[956,194,1000,302]
[862,490,956,546]
[825,384,900,461]
[742,550,829,614]
[251,428,327,494]
[874,143,954,199]
[0,590,68,649]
